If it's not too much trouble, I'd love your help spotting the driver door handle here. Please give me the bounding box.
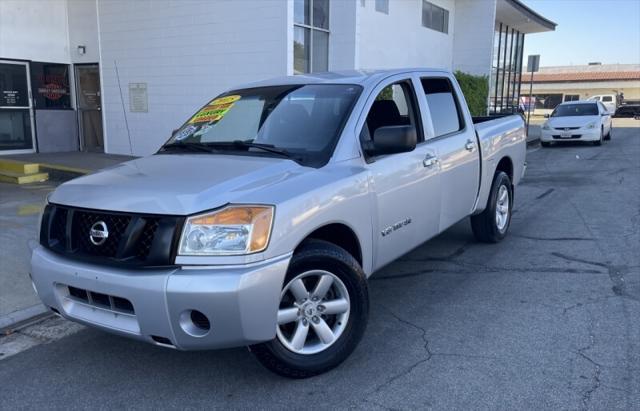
[423,153,439,168]
[465,140,475,151]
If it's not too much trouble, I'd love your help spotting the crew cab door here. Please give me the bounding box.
[417,74,480,232]
[360,76,441,270]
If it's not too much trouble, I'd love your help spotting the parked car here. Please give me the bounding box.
[541,101,612,147]
[614,104,640,118]
[587,94,617,113]
[30,69,526,378]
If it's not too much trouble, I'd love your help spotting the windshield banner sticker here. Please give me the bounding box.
[188,95,241,124]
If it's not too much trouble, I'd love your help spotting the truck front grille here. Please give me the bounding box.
[40,204,183,267]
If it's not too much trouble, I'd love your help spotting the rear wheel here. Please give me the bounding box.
[605,126,612,140]
[250,240,369,378]
[471,171,512,243]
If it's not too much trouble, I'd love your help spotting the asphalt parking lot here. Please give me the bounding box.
[1,120,638,410]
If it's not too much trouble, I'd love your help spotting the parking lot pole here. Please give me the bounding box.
[525,55,540,137]
[526,70,534,136]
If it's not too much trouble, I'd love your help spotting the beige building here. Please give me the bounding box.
[521,64,640,114]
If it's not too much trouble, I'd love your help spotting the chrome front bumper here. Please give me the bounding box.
[30,246,290,350]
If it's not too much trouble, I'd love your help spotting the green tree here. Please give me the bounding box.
[454,71,489,116]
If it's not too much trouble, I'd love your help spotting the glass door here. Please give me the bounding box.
[75,64,103,152]
[0,60,36,153]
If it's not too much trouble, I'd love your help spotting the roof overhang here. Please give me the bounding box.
[495,0,557,33]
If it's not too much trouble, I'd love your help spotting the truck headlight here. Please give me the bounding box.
[586,122,597,129]
[542,123,551,130]
[178,205,274,256]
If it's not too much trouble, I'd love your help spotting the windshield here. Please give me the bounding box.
[551,103,598,117]
[161,84,362,167]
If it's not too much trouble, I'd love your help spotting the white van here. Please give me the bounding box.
[587,95,616,113]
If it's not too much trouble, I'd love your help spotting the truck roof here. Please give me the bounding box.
[234,68,450,90]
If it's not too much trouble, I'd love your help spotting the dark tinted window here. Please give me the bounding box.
[30,62,71,109]
[420,78,464,137]
[602,96,613,102]
[551,104,599,117]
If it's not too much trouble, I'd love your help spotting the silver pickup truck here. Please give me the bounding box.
[31,69,525,378]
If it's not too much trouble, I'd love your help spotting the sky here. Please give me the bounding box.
[521,0,640,66]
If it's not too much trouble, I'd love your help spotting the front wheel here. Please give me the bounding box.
[594,127,603,146]
[250,240,369,378]
[471,171,513,243]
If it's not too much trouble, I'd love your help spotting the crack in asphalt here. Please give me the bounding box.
[369,306,503,399]
[576,322,602,411]
[372,261,603,281]
[535,188,555,199]
[369,306,433,395]
[551,252,639,302]
[511,234,594,241]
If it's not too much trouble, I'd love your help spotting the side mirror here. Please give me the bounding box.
[543,114,550,118]
[369,125,417,155]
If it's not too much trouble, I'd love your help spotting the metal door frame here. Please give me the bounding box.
[0,59,37,155]
[74,63,103,152]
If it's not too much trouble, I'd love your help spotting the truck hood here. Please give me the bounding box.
[546,115,600,128]
[49,154,306,215]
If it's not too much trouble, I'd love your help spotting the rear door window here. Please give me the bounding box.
[602,96,613,102]
[420,77,464,137]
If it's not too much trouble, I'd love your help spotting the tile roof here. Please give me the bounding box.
[523,71,640,83]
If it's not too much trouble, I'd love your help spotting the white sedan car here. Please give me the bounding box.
[541,101,612,147]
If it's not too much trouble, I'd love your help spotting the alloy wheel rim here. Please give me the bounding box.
[495,184,510,232]
[276,270,350,355]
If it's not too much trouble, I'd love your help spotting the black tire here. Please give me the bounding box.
[250,239,369,378]
[594,127,603,146]
[605,126,612,140]
[541,141,551,147]
[470,171,513,243]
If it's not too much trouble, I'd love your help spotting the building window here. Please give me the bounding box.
[294,0,329,74]
[30,62,71,109]
[489,23,524,114]
[422,1,449,34]
[564,94,580,102]
[375,0,388,14]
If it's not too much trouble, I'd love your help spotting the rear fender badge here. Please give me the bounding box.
[381,218,412,237]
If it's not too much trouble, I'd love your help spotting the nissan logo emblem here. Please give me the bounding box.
[89,221,109,246]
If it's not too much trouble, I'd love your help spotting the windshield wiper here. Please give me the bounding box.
[159,141,219,154]
[204,140,294,159]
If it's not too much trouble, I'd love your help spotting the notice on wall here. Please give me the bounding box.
[129,83,148,112]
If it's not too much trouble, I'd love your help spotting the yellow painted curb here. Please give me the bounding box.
[0,171,49,184]
[39,163,90,175]
[0,159,40,174]
[18,204,44,216]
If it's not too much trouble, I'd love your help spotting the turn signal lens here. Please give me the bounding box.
[179,206,274,256]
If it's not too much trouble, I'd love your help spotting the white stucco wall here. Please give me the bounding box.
[97,0,289,156]
[357,0,455,70]
[67,0,100,64]
[0,0,70,63]
[452,0,497,76]
[329,0,359,70]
